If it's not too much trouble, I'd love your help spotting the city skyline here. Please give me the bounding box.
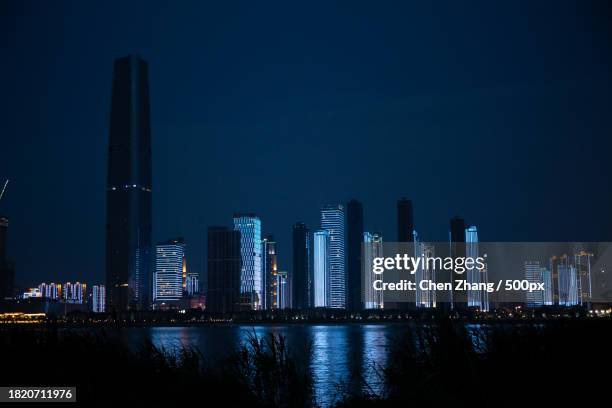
[2,1,612,289]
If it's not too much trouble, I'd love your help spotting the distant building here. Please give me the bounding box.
[320,204,346,309]
[0,216,15,299]
[233,214,263,310]
[449,216,467,310]
[23,288,42,299]
[346,199,364,312]
[292,223,311,309]
[415,233,436,308]
[363,232,383,309]
[466,226,488,311]
[185,274,199,296]
[105,55,153,312]
[262,235,278,310]
[557,255,578,306]
[154,238,185,302]
[574,251,592,307]
[62,282,86,304]
[277,270,291,309]
[525,261,543,307]
[93,285,106,313]
[397,198,414,243]
[313,230,330,308]
[207,227,242,314]
[38,282,60,300]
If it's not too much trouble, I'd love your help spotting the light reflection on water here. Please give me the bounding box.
[111,324,400,406]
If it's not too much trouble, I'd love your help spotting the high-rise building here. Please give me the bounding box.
[154,238,185,302]
[277,270,291,309]
[313,230,330,308]
[0,216,14,299]
[62,282,86,304]
[346,199,364,312]
[105,55,153,312]
[185,274,199,296]
[363,232,383,309]
[233,214,263,310]
[292,223,310,309]
[557,255,578,306]
[575,251,592,308]
[207,227,242,314]
[93,285,106,313]
[525,261,543,307]
[466,226,488,311]
[414,232,436,308]
[262,235,278,310]
[449,216,467,310]
[397,198,414,242]
[320,204,346,309]
[38,282,60,300]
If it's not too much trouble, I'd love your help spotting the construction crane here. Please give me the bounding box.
[0,179,8,203]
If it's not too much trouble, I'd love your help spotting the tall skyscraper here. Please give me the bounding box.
[346,199,364,312]
[320,204,346,309]
[575,251,592,308]
[397,198,414,242]
[525,261,543,307]
[363,232,383,309]
[292,223,311,309]
[262,235,278,310]
[466,226,489,311]
[233,214,263,310]
[277,270,291,309]
[415,236,436,308]
[105,55,153,312]
[93,285,106,313]
[154,238,185,302]
[207,227,242,314]
[557,255,578,306]
[313,230,330,307]
[449,216,467,310]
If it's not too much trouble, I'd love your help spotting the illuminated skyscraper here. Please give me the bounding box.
[233,214,263,310]
[557,255,578,306]
[574,251,592,308]
[154,238,185,302]
[105,55,153,311]
[524,261,543,307]
[466,226,488,311]
[363,232,383,309]
[277,270,291,309]
[347,199,364,311]
[93,285,106,313]
[292,223,311,309]
[415,233,436,308]
[313,230,330,308]
[262,235,278,309]
[207,227,241,314]
[320,204,346,309]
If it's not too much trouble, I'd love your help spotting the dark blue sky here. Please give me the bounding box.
[1,0,611,287]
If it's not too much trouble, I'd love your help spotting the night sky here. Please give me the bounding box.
[1,0,612,288]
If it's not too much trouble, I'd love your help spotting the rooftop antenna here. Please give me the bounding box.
[0,179,9,202]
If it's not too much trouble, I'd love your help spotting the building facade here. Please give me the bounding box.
[233,214,263,310]
[105,55,153,311]
[363,232,383,309]
[320,204,346,309]
[313,230,330,308]
[292,223,310,309]
[207,227,242,314]
[154,238,185,302]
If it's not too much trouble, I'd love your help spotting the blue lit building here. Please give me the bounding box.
[557,255,578,306]
[524,261,543,307]
[320,204,346,309]
[466,226,488,311]
[233,214,263,310]
[313,230,330,307]
[363,232,383,309]
[154,238,185,302]
[415,232,436,308]
[93,285,106,313]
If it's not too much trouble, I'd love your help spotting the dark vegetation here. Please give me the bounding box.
[1,320,610,407]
